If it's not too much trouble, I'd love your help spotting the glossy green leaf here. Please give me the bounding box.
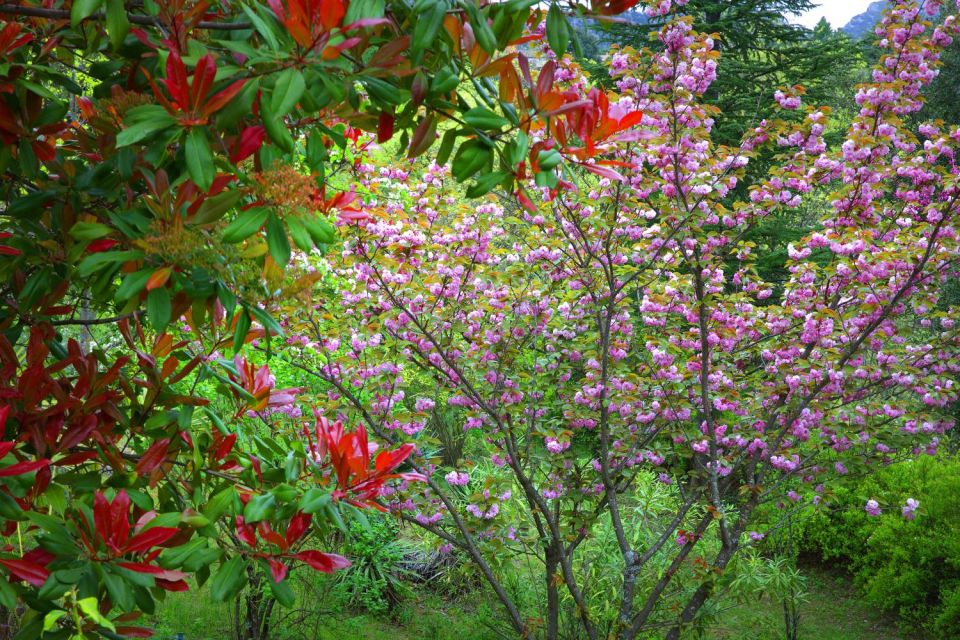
[147,287,171,331]
[69,221,112,242]
[265,213,291,267]
[192,190,243,225]
[243,493,276,523]
[115,106,177,147]
[452,140,492,181]
[546,5,569,57]
[233,308,251,355]
[463,107,509,131]
[210,557,248,602]
[185,127,215,191]
[270,68,306,118]
[222,207,270,243]
[105,0,130,49]
[71,0,104,27]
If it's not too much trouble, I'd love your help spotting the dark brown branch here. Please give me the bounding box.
[0,4,251,30]
[48,311,140,327]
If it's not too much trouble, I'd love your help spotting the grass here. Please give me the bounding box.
[149,564,903,640]
[716,564,904,640]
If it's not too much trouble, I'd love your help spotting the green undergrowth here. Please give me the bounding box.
[150,563,903,640]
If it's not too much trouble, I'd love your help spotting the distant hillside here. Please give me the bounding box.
[842,1,886,39]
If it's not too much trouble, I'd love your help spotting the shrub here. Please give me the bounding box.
[801,455,960,637]
[335,517,415,614]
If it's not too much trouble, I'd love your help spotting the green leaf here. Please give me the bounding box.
[299,488,331,514]
[466,171,508,198]
[203,487,239,523]
[240,3,280,52]
[506,130,528,167]
[411,1,446,65]
[546,5,569,57]
[361,77,406,106]
[269,571,295,607]
[101,568,134,613]
[115,269,152,303]
[270,68,305,118]
[300,215,336,245]
[211,557,248,602]
[216,80,259,130]
[436,128,458,166]
[265,213,291,267]
[463,1,496,54]
[105,0,130,49]
[43,610,66,632]
[248,306,284,337]
[286,217,313,252]
[452,140,491,181]
[243,493,276,523]
[71,0,104,27]
[232,308,251,355]
[261,112,295,154]
[538,148,563,170]
[0,578,16,610]
[77,597,115,631]
[222,207,270,243]
[147,287,171,332]
[0,491,23,521]
[115,106,177,147]
[192,189,242,225]
[77,250,143,278]
[69,221,112,242]
[463,106,509,131]
[185,127,215,191]
[345,0,384,22]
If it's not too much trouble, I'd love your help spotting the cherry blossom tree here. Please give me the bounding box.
[279,1,960,637]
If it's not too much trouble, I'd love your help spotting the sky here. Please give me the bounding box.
[791,0,877,29]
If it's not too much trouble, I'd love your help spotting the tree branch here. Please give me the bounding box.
[0,4,252,30]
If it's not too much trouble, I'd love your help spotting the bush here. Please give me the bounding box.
[335,516,416,614]
[801,455,960,637]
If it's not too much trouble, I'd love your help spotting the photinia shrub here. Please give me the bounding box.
[1,0,653,636]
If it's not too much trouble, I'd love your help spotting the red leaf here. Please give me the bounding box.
[581,162,626,182]
[0,459,49,477]
[235,516,257,547]
[135,438,171,475]
[377,112,394,144]
[0,558,50,586]
[214,433,238,461]
[286,512,312,545]
[145,267,172,291]
[164,52,191,110]
[617,111,644,129]
[230,126,266,164]
[87,238,120,253]
[205,79,249,117]
[319,0,346,30]
[124,527,179,554]
[190,55,217,113]
[0,440,14,458]
[536,60,556,99]
[268,557,288,583]
[116,562,187,583]
[256,521,287,550]
[111,490,132,551]
[156,578,190,591]
[293,550,350,573]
